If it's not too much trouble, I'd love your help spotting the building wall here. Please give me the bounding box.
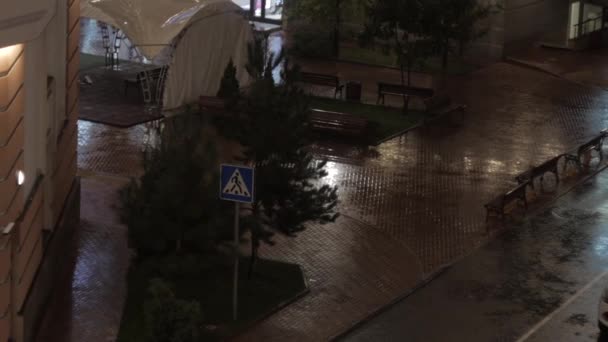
[0,0,80,341]
[503,0,570,52]
[0,42,26,342]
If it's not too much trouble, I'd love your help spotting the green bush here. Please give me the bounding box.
[119,115,233,258]
[144,278,206,342]
[288,21,334,58]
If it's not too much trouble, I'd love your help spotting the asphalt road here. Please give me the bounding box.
[521,271,608,342]
[340,169,608,342]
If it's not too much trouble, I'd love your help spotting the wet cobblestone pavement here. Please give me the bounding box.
[509,46,608,90]
[38,21,608,342]
[36,175,130,342]
[70,62,608,341]
[78,121,147,177]
[342,167,608,342]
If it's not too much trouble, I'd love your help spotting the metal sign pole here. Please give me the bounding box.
[220,164,253,322]
[233,201,240,321]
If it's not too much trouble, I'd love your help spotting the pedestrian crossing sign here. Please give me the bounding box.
[220,164,255,203]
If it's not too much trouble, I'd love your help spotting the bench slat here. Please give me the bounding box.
[309,108,369,137]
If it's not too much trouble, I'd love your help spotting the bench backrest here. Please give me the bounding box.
[378,82,434,98]
[578,135,603,155]
[504,182,527,200]
[301,72,339,87]
[532,154,562,174]
[515,169,533,183]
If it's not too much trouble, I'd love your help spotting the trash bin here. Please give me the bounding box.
[345,81,362,102]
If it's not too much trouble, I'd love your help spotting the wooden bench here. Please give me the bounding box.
[124,68,163,96]
[309,109,369,137]
[575,133,606,167]
[300,72,344,99]
[515,154,566,191]
[423,95,466,125]
[199,96,227,113]
[485,182,528,223]
[377,82,434,105]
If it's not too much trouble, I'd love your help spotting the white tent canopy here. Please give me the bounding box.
[81,0,254,110]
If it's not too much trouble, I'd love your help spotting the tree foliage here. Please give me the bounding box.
[144,278,205,342]
[362,0,495,94]
[217,58,240,109]
[233,38,340,274]
[119,115,233,257]
[424,0,494,74]
[286,0,365,57]
[361,0,433,111]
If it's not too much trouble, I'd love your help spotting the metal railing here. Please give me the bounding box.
[572,15,604,39]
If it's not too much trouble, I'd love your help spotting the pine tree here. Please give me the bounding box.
[119,115,233,258]
[217,58,240,109]
[233,38,339,276]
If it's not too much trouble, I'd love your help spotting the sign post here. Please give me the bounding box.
[232,201,239,321]
[220,164,255,321]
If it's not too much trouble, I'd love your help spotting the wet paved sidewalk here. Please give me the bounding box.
[37,21,608,342]
[35,174,130,342]
[508,46,608,90]
[524,272,608,342]
[342,167,608,342]
[66,60,608,341]
[235,61,608,340]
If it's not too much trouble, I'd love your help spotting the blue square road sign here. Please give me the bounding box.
[220,164,254,203]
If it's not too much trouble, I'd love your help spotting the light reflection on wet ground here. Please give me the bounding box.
[343,170,608,342]
[78,60,608,274]
[71,17,608,341]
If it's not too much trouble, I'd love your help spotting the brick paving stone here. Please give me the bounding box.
[77,121,148,177]
[64,61,608,341]
[233,216,422,342]
[509,46,608,90]
[36,23,608,342]
[35,175,130,342]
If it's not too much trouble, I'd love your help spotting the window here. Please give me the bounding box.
[232,0,284,23]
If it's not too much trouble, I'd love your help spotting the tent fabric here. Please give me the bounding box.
[80,0,246,59]
[163,12,253,110]
[80,0,254,110]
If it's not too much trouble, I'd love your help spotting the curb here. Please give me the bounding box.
[373,121,424,146]
[329,163,608,341]
[504,57,563,79]
[329,264,452,341]
[504,57,608,92]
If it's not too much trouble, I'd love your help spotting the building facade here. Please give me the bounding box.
[472,0,608,62]
[0,0,80,341]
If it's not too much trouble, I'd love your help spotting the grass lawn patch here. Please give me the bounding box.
[339,44,477,75]
[80,53,108,71]
[309,96,425,144]
[117,257,308,342]
[80,52,131,71]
